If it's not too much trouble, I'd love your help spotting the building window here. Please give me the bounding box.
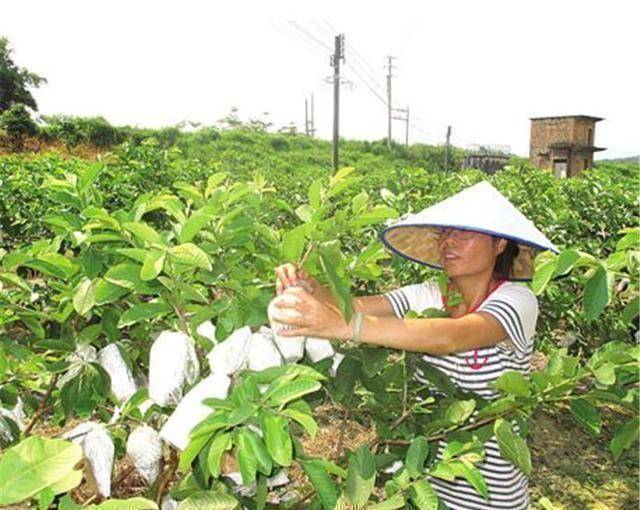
[553,159,568,178]
[587,128,593,145]
[584,158,590,170]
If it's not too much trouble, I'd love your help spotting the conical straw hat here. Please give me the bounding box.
[380,181,558,281]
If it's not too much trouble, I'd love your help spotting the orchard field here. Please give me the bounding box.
[0,126,638,510]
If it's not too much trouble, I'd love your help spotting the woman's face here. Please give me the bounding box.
[436,228,506,278]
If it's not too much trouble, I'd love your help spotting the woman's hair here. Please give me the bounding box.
[493,237,519,280]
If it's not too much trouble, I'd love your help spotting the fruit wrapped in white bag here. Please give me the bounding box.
[196,320,217,342]
[206,326,251,376]
[126,425,163,484]
[160,371,231,450]
[329,352,345,377]
[148,331,200,407]
[63,422,114,497]
[268,293,305,363]
[305,337,335,362]
[98,344,137,403]
[247,330,282,371]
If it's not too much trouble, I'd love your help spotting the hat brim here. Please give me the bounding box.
[380,224,558,282]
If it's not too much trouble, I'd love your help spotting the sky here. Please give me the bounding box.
[2,0,638,159]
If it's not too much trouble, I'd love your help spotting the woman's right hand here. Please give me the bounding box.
[275,263,315,295]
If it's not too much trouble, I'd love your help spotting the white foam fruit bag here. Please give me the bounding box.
[160,371,231,450]
[148,331,200,407]
[97,343,138,403]
[126,425,163,484]
[206,326,252,376]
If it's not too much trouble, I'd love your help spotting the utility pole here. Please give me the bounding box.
[392,105,409,146]
[304,95,316,137]
[331,34,345,170]
[310,94,316,137]
[386,56,395,149]
[445,125,452,172]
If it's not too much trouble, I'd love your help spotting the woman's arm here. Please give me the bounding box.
[273,287,508,355]
[275,262,396,317]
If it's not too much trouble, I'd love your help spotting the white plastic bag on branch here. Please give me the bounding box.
[161,496,179,510]
[126,425,163,484]
[305,337,334,362]
[0,396,26,431]
[63,422,114,498]
[206,326,251,376]
[98,344,137,403]
[196,320,217,342]
[160,371,231,450]
[148,331,200,407]
[268,295,305,363]
[247,331,282,371]
[329,352,345,377]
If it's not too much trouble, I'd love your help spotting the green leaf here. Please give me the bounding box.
[123,221,165,246]
[180,215,210,244]
[281,225,306,263]
[140,250,165,281]
[593,362,616,386]
[570,398,602,436]
[295,204,314,223]
[553,249,581,277]
[93,498,159,510]
[170,243,212,271]
[94,278,130,305]
[236,429,258,485]
[309,179,323,209]
[346,446,376,506]
[73,277,96,316]
[300,459,339,510]
[493,418,532,475]
[491,371,531,397]
[205,172,228,198]
[281,408,318,439]
[621,296,639,324]
[24,254,78,279]
[405,436,429,479]
[449,461,488,499]
[0,436,83,505]
[610,417,639,461]
[260,412,292,467]
[37,487,55,510]
[207,433,232,478]
[117,302,172,328]
[532,256,557,295]
[349,205,398,228]
[266,377,322,407]
[366,494,406,510]
[177,491,239,510]
[241,428,273,476]
[409,479,439,510]
[445,399,476,425]
[318,246,353,323]
[583,264,612,320]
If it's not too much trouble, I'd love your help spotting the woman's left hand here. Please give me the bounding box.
[271,286,350,340]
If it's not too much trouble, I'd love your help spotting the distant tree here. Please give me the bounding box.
[0,36,47,112]
[0,103,38,150]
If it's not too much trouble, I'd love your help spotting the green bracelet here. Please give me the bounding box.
[352,312,364,344]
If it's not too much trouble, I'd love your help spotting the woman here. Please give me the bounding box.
[272,181,558,510]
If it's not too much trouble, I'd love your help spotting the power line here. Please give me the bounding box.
[271,22,326,58]
[288,21,333,52]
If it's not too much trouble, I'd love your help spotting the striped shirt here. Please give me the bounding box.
[384,279,538,510]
